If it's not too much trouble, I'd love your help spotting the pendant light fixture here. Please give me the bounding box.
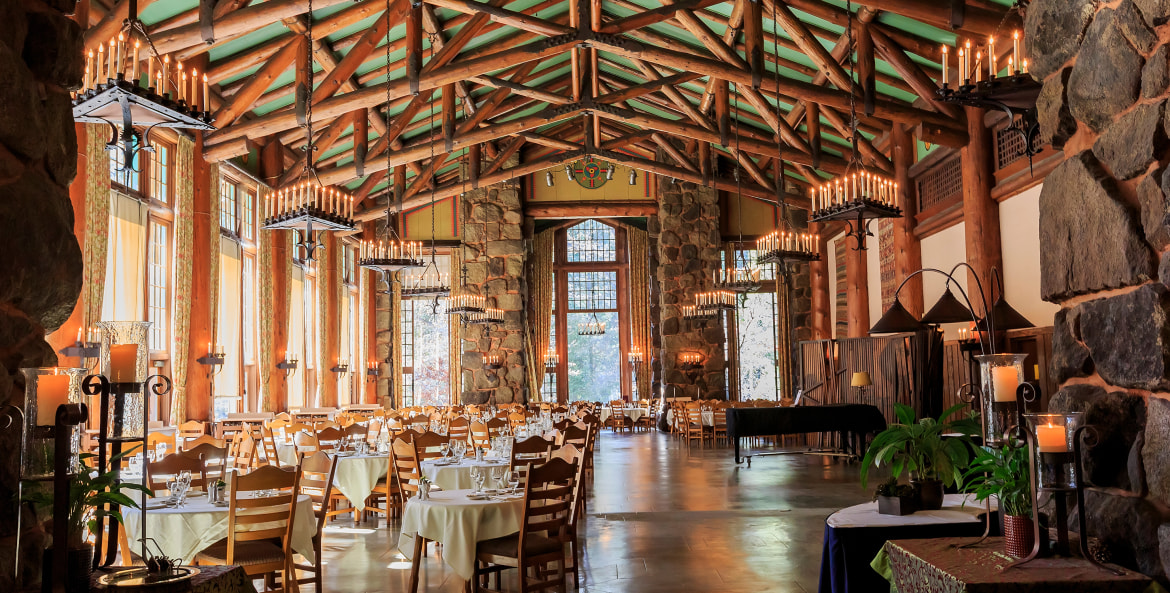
[401,95,451,301]
[263,0,355,263]
[808,0,900,251]
[713,81,761,294]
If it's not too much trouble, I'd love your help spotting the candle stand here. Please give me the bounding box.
[1007,414,1122,575]
[48,402,89,593]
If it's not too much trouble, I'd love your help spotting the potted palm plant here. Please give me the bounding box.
[963,444,1033,557]
[860,402,979,510]
[26,447,152,593]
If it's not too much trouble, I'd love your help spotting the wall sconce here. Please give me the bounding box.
[196,342,225,378]
[331,359,350,374]
[545,171,554,187]
[605,164,615,180]
[629,169,637,185]
[678,352,704,372]
[277,358,299,376]
[57,325,101,365]
[563,164,574,181]
[483,353,504,371]
[366,362,380,383]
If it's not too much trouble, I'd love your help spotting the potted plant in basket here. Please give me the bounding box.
[963,444,1033,557]
[872,477,917,516]
[25,447,153,593]
[860,402,979,510]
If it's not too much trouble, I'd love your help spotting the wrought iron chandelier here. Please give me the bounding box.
[263,0,355,263]
[73,2,215,171]
[713,81,761,294]
[808,0,901,251]
[577,312,607,336]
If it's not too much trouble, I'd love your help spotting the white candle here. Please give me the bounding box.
[991,365,1018,402]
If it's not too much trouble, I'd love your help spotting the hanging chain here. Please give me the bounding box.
[304,0,316,176]
[732,81,745,253]
[384,0,400,243]
[845,0,860,169]
[769,0,792,232]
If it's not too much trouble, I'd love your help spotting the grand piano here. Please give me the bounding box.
[725,403,887,464]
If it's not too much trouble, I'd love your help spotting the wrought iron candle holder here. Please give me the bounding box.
[483,354,504,371]
[678,353,704,373]
[974,353,1031,448]
[330,360,350,375]
[1008,413,1122,574]
[21,367,88,479]
[277,358,299,376]
[366,363,380,383]
[196,345,226,378]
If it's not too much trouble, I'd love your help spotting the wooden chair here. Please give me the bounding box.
[447,416,471,444]
[364,440,401,522]
[486,418,509,440]
[292,452,339,592]
[231,434,259,472]
[473,457,577,593]
[470,422,491,450]
[177,421,205,450]
[711,405,729,446]
[608,401,631,433]
[509,436,554,487]
[549,444,587,587]
[180,443,228,481]
[507,412,527,432]
[146,453,208,492]
[283,422,314,445]
[556,425,588,450]
[195,465,300,591]
[684,403,707,448]
[315,426,346,452]
[260,426,283,467]
[187,434,225,449]
[343,423,368,449]
[146,431,177,459]
[413,431,450,461]
[391,437,423,501]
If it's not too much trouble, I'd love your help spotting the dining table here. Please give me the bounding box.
[121,493,317,564]
[599,407,651,424]
[420,457,510,491]
[398,488,526,591]
[329,453,388,510]
[664,408,715,426]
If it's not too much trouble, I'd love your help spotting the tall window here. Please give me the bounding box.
[551,220,630,403]
[400,298,414,407]
[146,221,170,351]
[727,249,779,401]
[399,255,452,407]
[214,172,261,419]
[219,179,238,233]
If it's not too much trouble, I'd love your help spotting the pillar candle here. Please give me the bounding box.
[132,41,140,83]
[109,344,139,383]
[990,365,1018,402]
[1036,423,1067,452]
[162,56,170,95]
[36,371,71,425]
[86,51,94,89]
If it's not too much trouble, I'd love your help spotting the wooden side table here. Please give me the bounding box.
[884,538,1157,593]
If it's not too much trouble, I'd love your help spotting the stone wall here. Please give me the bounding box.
[1033,0,1170,580]
[654,177,727,399]
[459,170,528,405]
[0,0,84,589]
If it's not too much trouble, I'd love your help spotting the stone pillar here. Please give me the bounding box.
[1031,0,1170,579]
[373,210,394,406]
[0,2,84,589]
[891,124,923,317]
[655,177,726,400]
[460,163,528,404]
[960,106,1000,315]
[647,213,663,398]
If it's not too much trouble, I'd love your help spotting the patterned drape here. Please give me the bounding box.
[448,250,462,403]
[82,124,110,330]
[626,226,652,401]
[525,229,554,400]
[208,163,221,354]
[169,136,196,424]
[257,185,277,412]
[337,239,348,405]
[318,235,333,406]
[390,271,402,408]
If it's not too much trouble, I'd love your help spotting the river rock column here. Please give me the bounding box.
[460,165,528,405]
[655,177,726,400]
[0,1,85,590]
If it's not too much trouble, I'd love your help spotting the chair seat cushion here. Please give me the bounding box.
[196,538,286,567]
[476,533,562,558]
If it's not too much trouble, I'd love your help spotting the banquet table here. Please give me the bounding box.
[599,407,650,424]
[398,489,525,585]
[420,457,510,491]
[121,493,317,564]
[882,537,1156,593]
[818,493,993,593]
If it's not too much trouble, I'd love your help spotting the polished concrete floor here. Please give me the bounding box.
[313,431,872,593]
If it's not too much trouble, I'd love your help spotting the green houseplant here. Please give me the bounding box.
[963,444,1034,557]
[26,447,152,592]
[872,477,917,516]
[860,402,979,510]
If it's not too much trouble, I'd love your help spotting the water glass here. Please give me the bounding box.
[490,466,506,490]
[440,442,451,461]
[470,466,485,494]
[508,470,521,495]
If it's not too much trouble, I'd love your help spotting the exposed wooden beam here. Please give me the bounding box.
[598,0,724,34]
[424,0,574,36]
[527,201,659,218]
[152,0,355,56]
[84,0,161,52]
[869,26,964,120]
[312,1,401,103]
[213,37,303,127]
[470,75,571,104]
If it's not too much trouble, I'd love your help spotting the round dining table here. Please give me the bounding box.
[121,493,317,564]
[330,453,388,509]
[419,457,510,491]
[398,488,525,589]
[599,407,650,424]
[665,409,715,426]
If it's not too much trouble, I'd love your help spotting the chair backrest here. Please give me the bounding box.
[408,416,430,432]
[577,413,599,428]
[225,465,300,566]
[393,428,421,444]
[557,425,589,449]
[316,427,346,451]
[519,457,577,554]
[284,422,314,444]
[146,431,177,458]
[146,453,208,492]
[298,451,339,533]
[447,416,470,442]
[552,419,571,431]
[260,426,281,465]
[413,431,450,461]
[469,422,490,449]
[507,412,527,429]
[179,443,228,480]
[486,417,509,438]
[510,436,554,484]
[274,412,292,422]
[344,423,368,444]
[366,418,384,444]
[550,445,587,528]
[232,434,258,472]
[177,421,205,449]
[187,434,225,449]
[391,437,422,500]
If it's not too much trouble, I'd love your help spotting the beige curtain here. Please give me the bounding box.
[216,238,243,398]
[83,124,111,331]
[169,136,196,424]
[338,249,351,407]
[208,164,221,361]
[390,272,403,407]
[257,186,277,412]
[626,226,652,400]
[288,266,306,408]
[102,192,148,322]
[525,229,554,401]
[448,251,462,403]
[318,236,332,406]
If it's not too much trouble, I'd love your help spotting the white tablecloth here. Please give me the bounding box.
[826,493,993,529]
[399,489,524,580]
[277,443,299,466]
[332,454,387,508]
[122,493,317,564]
[599,407,650,424]
[420,458,509,491]
[665,409,715,426]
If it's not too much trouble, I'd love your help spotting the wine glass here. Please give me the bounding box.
[440,442,451,461]
[508,470,521,495]
[469,465,484,494]
[490,466,506,491]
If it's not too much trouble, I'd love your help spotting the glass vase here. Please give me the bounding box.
[974,353,1028,447]
[21,367,88,478]
[1023,412,1083,490]
[96,321,152,441]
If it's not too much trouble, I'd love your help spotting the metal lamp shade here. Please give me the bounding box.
[870,298,924,334]
[977,297,1035,333]
[921,288,974,325]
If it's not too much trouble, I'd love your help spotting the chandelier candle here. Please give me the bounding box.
[36,370,71,425]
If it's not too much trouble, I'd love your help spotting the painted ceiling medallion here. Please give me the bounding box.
[571,158,611,190]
